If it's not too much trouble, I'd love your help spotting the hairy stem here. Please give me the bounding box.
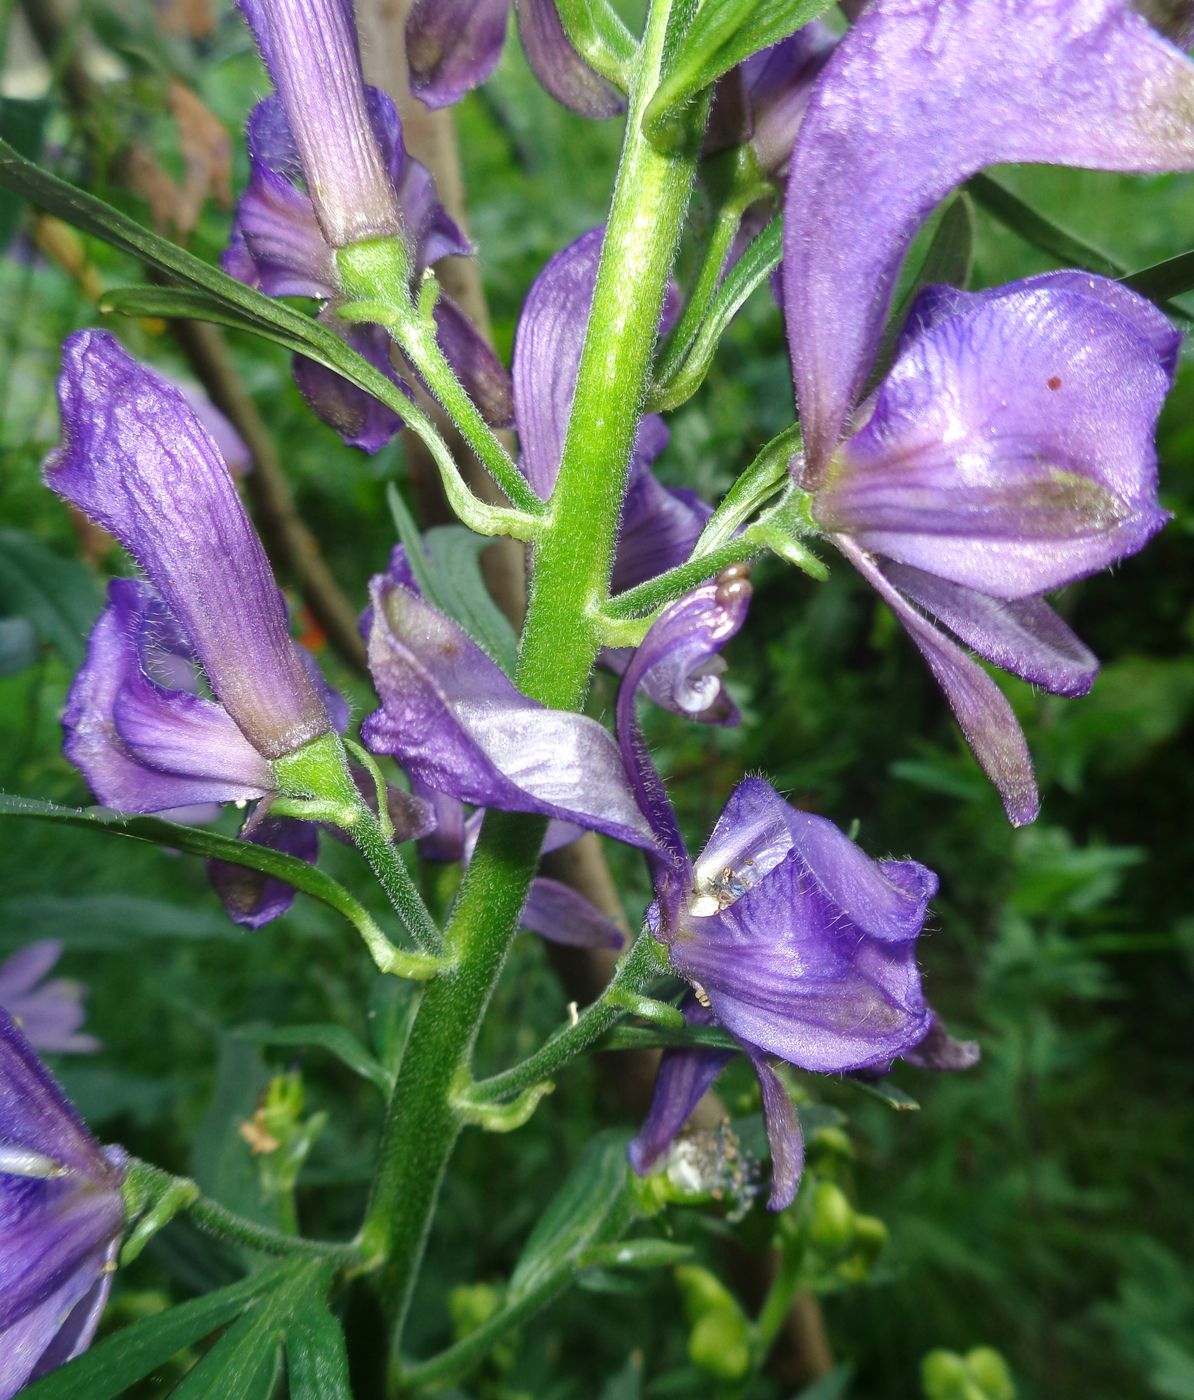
[359,0,700,1349]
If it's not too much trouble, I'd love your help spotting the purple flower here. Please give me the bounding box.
[47,334,351,928]
[229,2,512,451]
[405,0,623,117]
[782,0,1194,822]
[47,332,332,764]
[0,1008,126,1397]
[0,943,99,1057]
[705,23,837,178]
[618,583,944,1209]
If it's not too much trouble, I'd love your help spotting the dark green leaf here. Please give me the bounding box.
[0,893,242,947]
[0,796,377,935]
[0,98,49,248]
[649,215,783,411]
[0,528,103,668]
[871,194,974,388]
[577,1238,695,1271]
[191,1036,275,1229]
[0,616,38,676]
[600,1022,740,1054]
[1122,249,1194,304]
[423,527,519,676]
[843,1076,920,1112]
[285,1295,353,1400]
[646,0,836,149]
[509,1130,634,1300]
[0,141,411,417]
[969,174,1125,277]
[790,1362,855,1400]
[239,1023,392,1096]
[21,1261,301,1400]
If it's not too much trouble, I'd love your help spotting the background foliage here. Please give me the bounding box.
[0,3,1192,1396]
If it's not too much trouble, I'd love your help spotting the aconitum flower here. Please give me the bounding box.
[0,1008,125,1396]
[617,584,942,1208]
[783,0,1194,823]
[0,943,98,1056]
[46,333,345,926]
[405,0,623,117]
[228,0,511,450]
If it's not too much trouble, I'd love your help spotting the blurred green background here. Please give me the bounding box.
[1,3,1192,1397]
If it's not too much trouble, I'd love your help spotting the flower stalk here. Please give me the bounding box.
[358,0,701,1348]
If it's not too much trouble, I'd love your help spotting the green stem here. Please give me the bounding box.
[123,1159,362,1265]
[358,0,700,1353]
[464,932,665,1105]
[601,538,763,627]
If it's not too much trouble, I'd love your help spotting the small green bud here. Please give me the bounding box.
[808,1180,855,1253]
[809,1125,854,1161]
[852,1213,890,1263]
[688,1309,752,1381]
[674,1264,737,1319]
[449,1282,502,1340]
[964,1347,1016,1399]
[922,1349,970,1398]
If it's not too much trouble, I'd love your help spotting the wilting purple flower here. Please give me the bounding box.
[0,1008,125,1396]
[47,332,331,763]
[405,0,623,117]
[229,1,512,451]
[0,943,98,1056]
[618,582,945,1209]
[783,0,1194,822]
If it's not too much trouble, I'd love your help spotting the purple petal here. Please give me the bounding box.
[47,333,330,760]
[610,444,712,597]
[63,581,275,813]
[671,848,932,1073]
[223,99,337,299]
[179,387,252,478]
[514,0,625,118]
[615,579,752,895]
[432,297,515,428]
[520,878,625,949]
[0,1009,120,1182]
[208,807,320,929]
[513,227,604,498]
[882,563,1097,698]
[0,945,63,1004]
[817,284,1172,597]
[628,1001,734,1176]
[1,1241,115,1397]
[0,945,98,1058]
[745,1050,804,1211]
[689,777,808,917]
[840,538,1040,826]
[786,0,1194,472]
[405,0,510,109]
[237,0,402,247]
[409,776,468,863]
[362,579,655,848]
[293,313,409,453]
[903,1013,981,1071]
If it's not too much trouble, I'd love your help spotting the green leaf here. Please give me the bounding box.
[1122,249,1194,304]
[600,1022,741,1054]
[0,98,49,248]
[0,616,38,676]
[20,1260,302,1400]
[790,1362,854,1400]
[555,0,637,86]
[0,141,413,417]
[578,1238,695,1271]
[191,1036,275,1230]
[649,215,783,411]
[843,1076,920,1112]
[0,528,103,668]
[239,1023,393,1096]
[422,527,519,676]
[509,1130,634,1300]
[169,1259,336,1399]
[285,1294,353,1400]
[646,0,837,150]
[0,893,242,947]
[871,194,974,388]
[385,487,519,675]
[969,174,1125,277]
[0,796,379,936]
